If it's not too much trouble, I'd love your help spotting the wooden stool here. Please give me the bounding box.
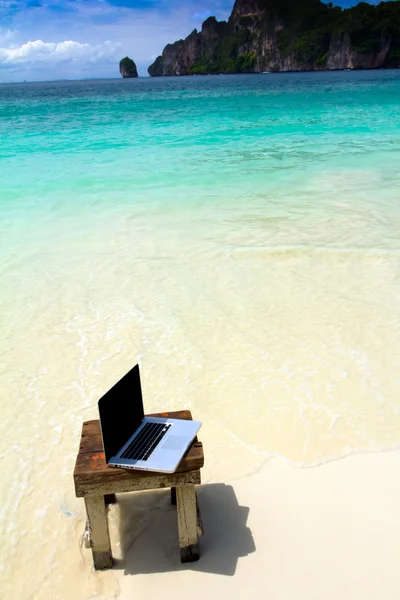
[73,410,204,570]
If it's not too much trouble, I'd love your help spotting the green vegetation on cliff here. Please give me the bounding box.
[188,31,256,74]
[274,1,400,66]
[344,1,400,62]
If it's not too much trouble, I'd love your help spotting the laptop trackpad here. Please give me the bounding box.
[162,436,189,451]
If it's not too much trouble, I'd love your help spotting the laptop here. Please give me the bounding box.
[98,364,201,473]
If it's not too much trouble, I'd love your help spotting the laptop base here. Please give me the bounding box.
[109,417,202,473]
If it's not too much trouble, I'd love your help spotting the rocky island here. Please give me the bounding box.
[148,0,400,76]
[119,56,138,78]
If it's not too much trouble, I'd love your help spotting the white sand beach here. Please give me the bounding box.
[2,191,400,600]
[75,449,400,600]
[8,448,399,600]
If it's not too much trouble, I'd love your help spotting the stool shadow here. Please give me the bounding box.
[114,483,255,577]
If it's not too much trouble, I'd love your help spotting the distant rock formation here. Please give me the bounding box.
[119,56,138,78]
[148,0,400,76]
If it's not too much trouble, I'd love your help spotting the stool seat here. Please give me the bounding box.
[73,410,204,569]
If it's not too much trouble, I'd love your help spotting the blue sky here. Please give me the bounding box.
[0,1,384,82]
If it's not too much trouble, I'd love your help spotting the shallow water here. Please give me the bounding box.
[1,71,400,599]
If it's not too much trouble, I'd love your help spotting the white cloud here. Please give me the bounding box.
[0,39,120,64]
[0,1,234,80]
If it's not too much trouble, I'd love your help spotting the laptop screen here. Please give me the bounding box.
[98,364,145,463]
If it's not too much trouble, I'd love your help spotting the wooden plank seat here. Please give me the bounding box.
[73,410,204,569]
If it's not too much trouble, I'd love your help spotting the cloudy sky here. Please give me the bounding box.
[0,0,382,82]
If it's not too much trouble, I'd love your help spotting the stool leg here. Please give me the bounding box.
[176,485,200,563]
[84,495,113,570]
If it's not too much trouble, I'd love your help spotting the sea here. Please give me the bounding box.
[1,70,400,598]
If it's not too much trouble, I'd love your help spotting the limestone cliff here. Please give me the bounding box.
[120,56,138,78]
[148,0,400,76]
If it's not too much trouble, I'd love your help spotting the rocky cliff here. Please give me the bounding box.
[120,56,138,78]
[148,0,400,76]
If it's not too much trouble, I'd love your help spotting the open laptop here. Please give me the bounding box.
[98,364,201,473]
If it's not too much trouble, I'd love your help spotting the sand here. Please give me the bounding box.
[53,449,400,600]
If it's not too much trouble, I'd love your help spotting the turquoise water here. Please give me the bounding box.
[1,71,399,276]
[1,70,400,599]
[1,71,399,213]
[2,70,400,459]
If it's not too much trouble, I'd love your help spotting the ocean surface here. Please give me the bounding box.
[1,70,400,598]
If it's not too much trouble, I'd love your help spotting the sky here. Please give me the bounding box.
[0,0,386,82]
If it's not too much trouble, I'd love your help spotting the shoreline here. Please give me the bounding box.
[148,66,400,78]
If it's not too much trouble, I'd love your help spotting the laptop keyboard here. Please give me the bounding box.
[120,422,171,461]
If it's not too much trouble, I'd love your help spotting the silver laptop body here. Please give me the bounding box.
[98,364,201,474]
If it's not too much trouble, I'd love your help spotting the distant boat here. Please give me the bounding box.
[262,71,271,74]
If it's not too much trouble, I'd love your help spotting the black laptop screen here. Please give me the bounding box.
[98,364,145,463]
